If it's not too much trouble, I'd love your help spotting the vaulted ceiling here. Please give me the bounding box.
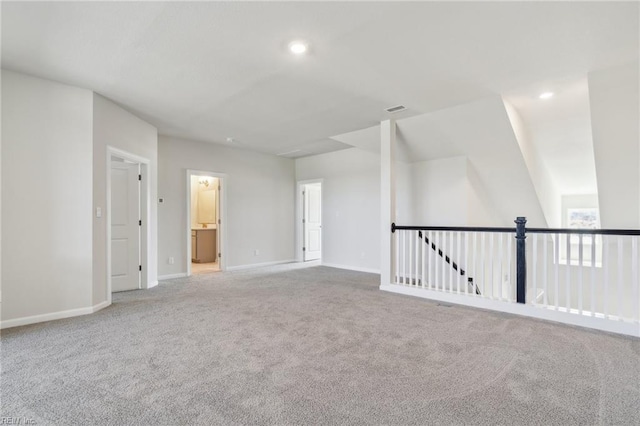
[2,2,638,157]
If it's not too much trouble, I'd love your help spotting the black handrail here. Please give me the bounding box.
[392,223,640,236]
[416,231,481,295]
[527,228,640,236]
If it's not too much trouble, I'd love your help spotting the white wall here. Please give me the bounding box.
[1,71,94,322]
[92,94,158,305]
[504,101,558,227]
[589,61,640,228]
[296,148,381,272]
[411,157,468,226]
[158,136,295,275]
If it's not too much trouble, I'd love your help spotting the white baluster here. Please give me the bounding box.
[633,236,639,323]
[449,231,454,292]
[498,233,504,301]
[590,235,596,316]
[533,233,538,305]
[415,231,420,286]
[489,233,494,299]
[566,234,571,312]
[444,231,448,291]
[481,233,486,297]
[508,233,513,302]
[409,229,414,286]
[429,231,434,290]
[435,232,440,291]
[473,233,478,296]
[464,232,469,295]
[401,231,407,284]
[578,234,584,315]
[421,232,426,289]
[395,230,400,284]
[543,234,548,306]
[604,235,609,318]
[457,232,462,294]
[554,233,560,311]
[618,236,623,320]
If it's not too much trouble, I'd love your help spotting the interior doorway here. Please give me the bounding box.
[107,147,150,299]
[186,170,226,275]
[298,180,322,262]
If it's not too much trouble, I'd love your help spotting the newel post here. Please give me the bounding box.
[515,217,527,304]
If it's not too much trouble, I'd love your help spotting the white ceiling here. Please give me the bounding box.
[2,2,638,157]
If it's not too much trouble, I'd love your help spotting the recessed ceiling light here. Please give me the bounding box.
[288,41,308,55]
[539,92,554,99]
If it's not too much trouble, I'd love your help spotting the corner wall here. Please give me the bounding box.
[1,71,94,322]
[295,148,381,272]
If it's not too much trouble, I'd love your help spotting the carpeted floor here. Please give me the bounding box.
[2,264,639,425]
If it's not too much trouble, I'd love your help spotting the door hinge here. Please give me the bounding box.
[218,185,221,191]
[302,219,306,223]
[303,247,306,251]
[218,253,222,258]
[138,174,142,181]
[139,219,142,226]
[139,265,142,271]
[218,219,221,224]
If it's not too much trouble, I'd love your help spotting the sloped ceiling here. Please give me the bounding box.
[2,1,638,156]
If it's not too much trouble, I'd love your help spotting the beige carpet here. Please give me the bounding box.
[2,264,639,425]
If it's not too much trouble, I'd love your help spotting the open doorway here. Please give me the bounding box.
[298,180,322,262]
[186,170,225,275]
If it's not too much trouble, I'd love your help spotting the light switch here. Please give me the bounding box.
[96,207,102,218]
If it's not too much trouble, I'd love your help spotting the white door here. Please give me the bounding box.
[303,183,322,261]
[111,161,140,292]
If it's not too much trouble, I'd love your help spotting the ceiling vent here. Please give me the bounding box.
[385,105,406,114]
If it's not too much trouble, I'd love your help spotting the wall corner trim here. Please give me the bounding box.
[158,273,187,281]
[1,300,111,330]
[226,259,297,271]
[321,263,381,275]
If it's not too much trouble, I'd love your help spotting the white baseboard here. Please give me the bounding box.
[146,280,159,288]
[226,259,297,271]
[380,283,640,338]
[322,262,381,275]
[158,273,188,281]
[1,300,112,330]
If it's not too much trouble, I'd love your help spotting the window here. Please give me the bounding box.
[558,207,601,267]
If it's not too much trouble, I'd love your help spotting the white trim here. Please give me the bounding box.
[158,273,187,281]
[1,301,111,330]
[106,146,152,302]
[296,179,323,263]
[322,262,381,274]
[186,170,228,276]
[226,259,296,271]
[380,283,640,338]
[147,280,158,288]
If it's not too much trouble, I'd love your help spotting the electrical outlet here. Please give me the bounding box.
[254,249,260,256]
[168,257,175,265]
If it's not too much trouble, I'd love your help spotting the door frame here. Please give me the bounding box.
[186,169,227,276]
[296,179,323,262]
[106,146,150,303]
